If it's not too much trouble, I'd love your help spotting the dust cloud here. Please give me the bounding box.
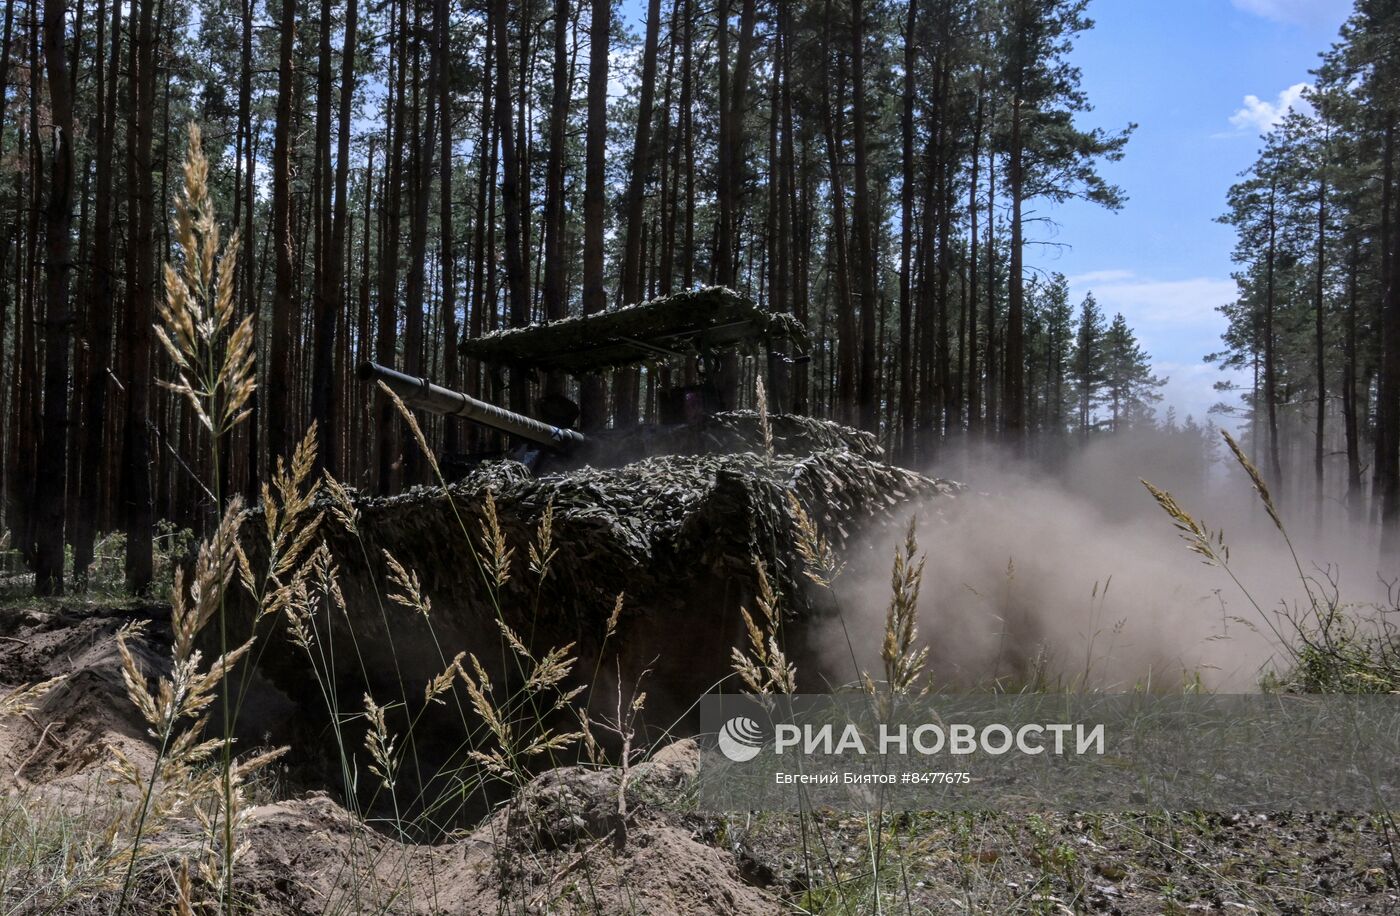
[817,431,1400,693]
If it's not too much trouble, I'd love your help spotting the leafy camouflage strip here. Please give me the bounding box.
[458,286,807,374]
[233,420,958,703]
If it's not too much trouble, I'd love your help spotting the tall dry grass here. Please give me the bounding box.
[1145,429,1400,694]
[114,124,315,912]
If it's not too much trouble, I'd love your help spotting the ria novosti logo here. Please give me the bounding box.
[717,716,767,762]
[715,715,1106,762]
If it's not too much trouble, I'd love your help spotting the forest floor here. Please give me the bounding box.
[1,594,1397,914]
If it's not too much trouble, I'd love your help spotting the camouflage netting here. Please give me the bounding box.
[458,286,807,374]
[582,409,885,465]
[235,416,959,725]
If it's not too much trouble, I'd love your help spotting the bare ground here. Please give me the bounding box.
[2,598,1398,914]
[0,598,782,914]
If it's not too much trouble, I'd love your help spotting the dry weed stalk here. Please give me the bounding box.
[756,375,774,464]
[605,593,624,640]
[527,497,558,580]
[383,549,431,618]
[109,502,285,900]
[378,379,441,479]
[171,861,196,915]
[0,676,67,722]
[1220,429,1284,533]
[323,474,361,535]
[1142,429,1299,652]
[1141,479,1229,565]
[1144,430,1290,571]
[154,124,251,441]
[362,694,399,791]
[787,492,843,587]
[107,123,333,909]
[284,544,339,653]
[457,635,584,783]
[250,428,325,598]
[731,558,797,694]
[477,490,515,590]
[424,652,464,706]
[866,517,929,698]
[588,668,649,820]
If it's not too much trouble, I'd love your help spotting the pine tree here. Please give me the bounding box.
[996,0,1131,444]
[1102,312,1164,432]
[1039,273,1073,434]
[1071,292,1105,435]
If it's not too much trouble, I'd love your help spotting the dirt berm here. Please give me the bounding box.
[229,413,958,792]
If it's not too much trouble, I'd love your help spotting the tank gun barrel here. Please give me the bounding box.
[357,361,586,450]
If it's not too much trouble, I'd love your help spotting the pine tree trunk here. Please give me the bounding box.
[617,0,661,425]
[375,0,407,493]
[850,0,877,432]
[934,60,952,443]
[438,0,460,456]
[268,0,297,469]
[467,23,493,419]
[73,0,120,582]
[1313,154,1327,530]
[240,0,258,499]
[0,0,14,537]
[767,0,791,413]
[966,63,984,435]
[541,0,570,398]
[1005,98,1025,444]
[680,0,694,293]
[710,0,753,409]
[33,0,75,595]
[121,0,156,592]
[1380,122,1400,550]
[1264,174,1283,488]
[494,0,529,414]
[317,0,356,477]
[580,0,609,430]
[916,119,937,455]
[822,16,855,427]
[713,0,731,287]
[404,0,440,479]
[658,0,677,297]
[1344,235,1362,522]
[310,0,345,475]
[897,0,916,459]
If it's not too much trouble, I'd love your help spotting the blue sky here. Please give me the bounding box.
[603,0,1353,425]
[1046,0,1354,424]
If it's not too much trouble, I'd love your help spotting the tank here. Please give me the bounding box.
[234,287,959,813]
[369,286,813,467]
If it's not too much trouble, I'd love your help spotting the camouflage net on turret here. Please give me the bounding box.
[620,410,885,463]
[345,446,954,627]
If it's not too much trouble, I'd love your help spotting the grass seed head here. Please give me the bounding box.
[787,492,843,587]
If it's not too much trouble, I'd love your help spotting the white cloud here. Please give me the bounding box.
[1151,361,1249,428]
[608,46,643,104]
[1067,272,1238,327]
[1230,0,1351,25]
[1228,82,1314,134]
[1065,269,1134,285]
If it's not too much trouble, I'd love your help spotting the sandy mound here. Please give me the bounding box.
[1,601,780,914]
[0,600,164,788]
[228,740,779,915]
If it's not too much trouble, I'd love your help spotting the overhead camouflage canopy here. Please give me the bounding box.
[624,410,886,463]
[458,286,807,374]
